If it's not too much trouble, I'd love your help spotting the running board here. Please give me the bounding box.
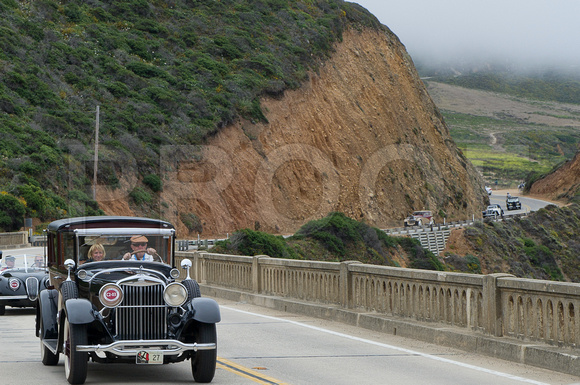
[42,339,58,354]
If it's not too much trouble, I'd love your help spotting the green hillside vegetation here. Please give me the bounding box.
[438,108,580,189]
[416,61,580,105]
[215,206,580,283]
[442,72,580,105]
[0,0,381,230]
[418,66,580,188]
[214,212,445,271]
[445,203,580,282]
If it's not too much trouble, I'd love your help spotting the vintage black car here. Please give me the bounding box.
[36,216,220,384]
[506,196,522,210]
[0,252,48,315]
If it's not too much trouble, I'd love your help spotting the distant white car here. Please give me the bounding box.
[485,186,492,195]
[482,204,504,218]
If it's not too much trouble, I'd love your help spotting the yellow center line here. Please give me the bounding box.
[217,356,289,385]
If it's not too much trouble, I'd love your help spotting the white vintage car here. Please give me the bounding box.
[404,210,434,227]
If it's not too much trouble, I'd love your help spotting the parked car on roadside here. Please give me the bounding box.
[482,204,504,218]
[404,210,433,227]
[485,186,492,195]
[36,216,220,384]
[506,196,522,210]
[0,252,48,315]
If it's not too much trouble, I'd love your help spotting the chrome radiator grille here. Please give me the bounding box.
[116,283,167,340]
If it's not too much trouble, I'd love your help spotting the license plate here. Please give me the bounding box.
[136,350,163,364]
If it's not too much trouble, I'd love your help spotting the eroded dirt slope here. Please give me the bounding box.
[98,28,487,237]
[529,152,580,201]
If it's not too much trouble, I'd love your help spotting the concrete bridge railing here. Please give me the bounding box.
[176,251,580,349]
[0,231,28,249]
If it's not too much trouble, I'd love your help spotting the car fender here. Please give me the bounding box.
[64,298,96,324]
[38,289,59,339]
[190,297,221,324]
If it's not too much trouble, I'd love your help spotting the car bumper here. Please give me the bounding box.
[0,295,36,308]
[0,295,29,301]
[76,339,216,356]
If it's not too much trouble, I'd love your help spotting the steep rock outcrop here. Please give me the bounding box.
[529,150,580,201]
[99,28,487,236]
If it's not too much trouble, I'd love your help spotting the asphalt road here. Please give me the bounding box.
[1,299,579,385]
[489,190,559,215]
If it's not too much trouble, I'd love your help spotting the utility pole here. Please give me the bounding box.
[93,105,99,200]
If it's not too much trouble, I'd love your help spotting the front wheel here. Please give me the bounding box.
[0,304,5,315]
[191,323,217,383]
[63,318,88,384]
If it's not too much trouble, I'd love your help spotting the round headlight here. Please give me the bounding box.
[99,283,124,308]
[77,269,87,280]
[163,283,187,307]
[170,268,180,279]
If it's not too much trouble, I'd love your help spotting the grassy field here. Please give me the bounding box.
[426,82,580,188]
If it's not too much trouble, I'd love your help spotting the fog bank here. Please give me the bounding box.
[354,0,580,71]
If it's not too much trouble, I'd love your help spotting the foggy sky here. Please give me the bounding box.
[353,0,580,69]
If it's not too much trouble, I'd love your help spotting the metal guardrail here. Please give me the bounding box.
[177,238,220,251]
[30,235,47,247]
[383,212,528,255]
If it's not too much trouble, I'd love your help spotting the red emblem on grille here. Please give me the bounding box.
[9,278,20,290]
[104,288,119,301]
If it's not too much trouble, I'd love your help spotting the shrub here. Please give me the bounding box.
[17,183,48,219]
[129,187,152,205]
[465,254,482,274]
[296,212,362,256]
[396,237,444,271]
[0,192,26,231]
[143,174,162,192]
[180,212,202,233]
[218,229,297,259]
[106,81,131,97]
[126,61,172,81]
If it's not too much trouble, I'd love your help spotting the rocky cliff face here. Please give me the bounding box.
[529,151,580,201]
[98,28,487,237]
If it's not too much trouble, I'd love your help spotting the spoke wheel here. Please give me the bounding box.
[40,315,59,365]
[64,318,88,385]
[191,323,217,383]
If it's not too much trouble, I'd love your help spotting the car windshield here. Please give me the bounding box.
[1,254,46,272]
[75,232,173,265]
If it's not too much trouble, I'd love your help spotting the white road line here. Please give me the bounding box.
[222,306,550,385]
